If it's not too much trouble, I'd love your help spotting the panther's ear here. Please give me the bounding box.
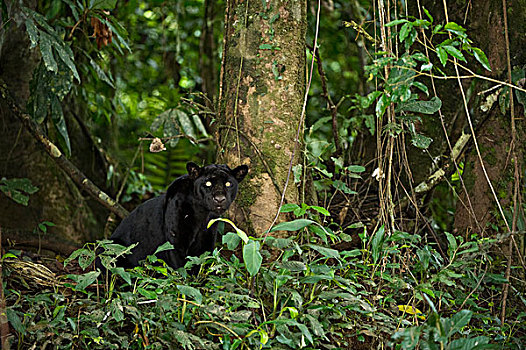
[186,162,202,179]
[232,165,249,182]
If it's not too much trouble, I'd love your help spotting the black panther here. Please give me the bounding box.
[106,162,248,270]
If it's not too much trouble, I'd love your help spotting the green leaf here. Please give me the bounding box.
[39,32,58,73]
[270,219,315,232]
[280,261,306,271]
[472,47,491,71]
[208,218,248,243]
[399,22,412,43]
[399,96,442,114]
[73,270,100,291]
[385,19,409,27]
[411,133,433,149]
[309,205,330,216]
[25,19,39,48]
[413,81,429,96]
[436,46,448,66]
[306,244,340,259]
[90,0,117,10]
[259,44,273,50]
[0,178,39,206]
[332,179,357,194]
[448,310,473,336]
[280,203,300,213]
[443,45,466,62]
[51,39,80,82]
[423,7,433,23]
[109,267,132,285]
[6,308,25,333]
[154,241,174,255]
[51,95,71,156]
[177,285,203,304]
[243,240,262,276]
[89,58,115,87]
[347,165,366,173]
[138,287,158,299]
[375,92,390,119]
[444,21,466,34]
[371,225,385,263]
[222,232,241,250]
[110,299,124,322]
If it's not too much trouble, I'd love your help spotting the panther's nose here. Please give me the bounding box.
[214,194,226,203]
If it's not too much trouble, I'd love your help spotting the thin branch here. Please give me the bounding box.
[0,79,129,219]
[308,44,342,156]
[501,0,519,325]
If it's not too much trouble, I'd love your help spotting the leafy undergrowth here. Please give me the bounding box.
[4,215,526,349]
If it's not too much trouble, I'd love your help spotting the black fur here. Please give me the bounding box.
[107,162,248,269]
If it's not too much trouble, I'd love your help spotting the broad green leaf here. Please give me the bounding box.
[472,47,491,71]
[399,22,412,43]
[423,7,433,23]
[6,308,25,333]
[154,241,174,255]
[39,32,58,73]
[375,92,390,119]
[371,225,385,263]
[208,218,248,243]
[51,39,80,82]
[306,244,340,259]
[280,261,306,271]
[413,81,429,96]
[385,19,409,27]
[243,240,262,276]
[177,285,203,304]
[399,96,442,114]
[138,287,158,299]
[436,46,448,66]
[448,309,473,336]
[259,44,273,50]
[0,178,39,206]
[309,205,330,216]
[25,19,39,48]
[347,165,366,173]
[332,179,357,194]
[90,0,117,9]
[176,109,195,138]
[444,21,466,35]
[109,267,132,285]
[222,232,241,250]
[280,203,300,213]
[360,91,382,109]
[443,45,466,62]
[411,133,433,149]
[51,95,71,155]
[89,58,114,87]
[73,270,100,291]
[110,299,124,322]
[270,219,315,232]
[191,113,208,136]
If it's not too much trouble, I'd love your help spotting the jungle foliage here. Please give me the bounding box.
[1,0,526,349]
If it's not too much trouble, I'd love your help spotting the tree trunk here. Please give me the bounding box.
[217,0,307,235]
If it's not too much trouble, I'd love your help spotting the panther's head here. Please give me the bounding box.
[187,162,249,214]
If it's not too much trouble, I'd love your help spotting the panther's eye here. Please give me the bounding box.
[225,182,231,187]
[205,181,212,187]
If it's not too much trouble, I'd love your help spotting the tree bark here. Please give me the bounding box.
[217,0,307,235]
